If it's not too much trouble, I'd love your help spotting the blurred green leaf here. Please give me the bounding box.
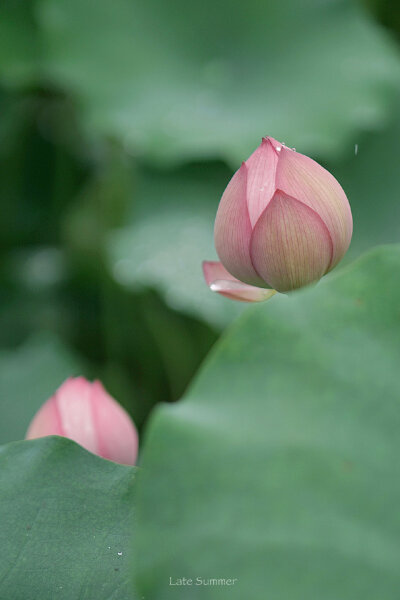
[0,1,41,87]
[0,437,136,599]
[0,334,83,445]
[137,290,218,400]
[331,106,400,259]
[0,93,87,249]
[134,245,400,599]
[106,163,245,328]
[63,143,133,266]
[36,0,400,165]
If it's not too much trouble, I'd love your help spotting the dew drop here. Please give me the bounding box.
[276,146,282,152]
[354,143,358,155]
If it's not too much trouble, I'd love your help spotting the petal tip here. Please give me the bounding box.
[210,278,276,303]
[261,136,284,154]
[203,260,275,303]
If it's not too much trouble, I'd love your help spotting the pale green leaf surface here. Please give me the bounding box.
[134,246,400,599]
[0,437,137,600]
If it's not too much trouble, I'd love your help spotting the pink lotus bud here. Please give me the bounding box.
[204,137,352,300]
[26,377,138,465]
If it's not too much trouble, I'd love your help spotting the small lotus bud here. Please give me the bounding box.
[25,377,138,465]
[204,137,352,300]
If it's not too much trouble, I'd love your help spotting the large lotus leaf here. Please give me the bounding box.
[36,0,400,165]
[0,437,137,599]
[133,245,400,599]
[0,334,83,445]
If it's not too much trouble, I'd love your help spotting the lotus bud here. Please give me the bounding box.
[25,377,138,465]
[204,137,352,301]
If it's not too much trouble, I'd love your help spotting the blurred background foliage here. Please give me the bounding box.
[0,0,400,441]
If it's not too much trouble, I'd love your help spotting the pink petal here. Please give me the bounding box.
[25,395,64,439]
[203,261,276,303]
[250,191,333,293]
[55,376,99,455]
[214,163,266,287]
[203,260,235,287]
[275,146,352,269]
[245,137,279,227]
[90,381,138,466]
[26,377,138,465]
